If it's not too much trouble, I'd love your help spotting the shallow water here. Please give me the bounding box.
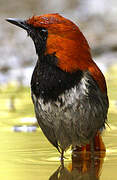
[0,111,117,180]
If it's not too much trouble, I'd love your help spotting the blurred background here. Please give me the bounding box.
[1,0,117,85]
[0,0,117,180]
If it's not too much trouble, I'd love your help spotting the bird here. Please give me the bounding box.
[6,13,109,162]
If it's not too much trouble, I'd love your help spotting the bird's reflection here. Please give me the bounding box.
[49,133,105,180]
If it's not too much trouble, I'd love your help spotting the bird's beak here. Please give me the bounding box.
[6,18,29,31]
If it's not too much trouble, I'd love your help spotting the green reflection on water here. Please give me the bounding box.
[0,67,117,180]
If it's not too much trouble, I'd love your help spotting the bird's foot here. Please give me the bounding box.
[60,149,64,166]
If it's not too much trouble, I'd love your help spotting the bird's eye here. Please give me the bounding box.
[41,29,47,33]
[39,28,48,40]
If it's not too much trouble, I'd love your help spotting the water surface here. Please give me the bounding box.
[0,103,117,180]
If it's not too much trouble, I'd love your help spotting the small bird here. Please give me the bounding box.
[6,13,109,161]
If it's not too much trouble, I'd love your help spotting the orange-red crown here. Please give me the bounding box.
[27,13,107,93]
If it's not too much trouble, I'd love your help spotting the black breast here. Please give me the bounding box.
[31,54,83,103]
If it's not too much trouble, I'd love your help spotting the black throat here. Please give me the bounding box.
[28,26,48,56]
[29,27,83,103]
[31,54,83,103]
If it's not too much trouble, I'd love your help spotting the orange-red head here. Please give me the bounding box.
[6,13,107,93]
[27,13,92,72]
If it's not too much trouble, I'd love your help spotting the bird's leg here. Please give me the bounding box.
[90,140,94,154]
[60,149,64,167]
[90,140,95,168]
